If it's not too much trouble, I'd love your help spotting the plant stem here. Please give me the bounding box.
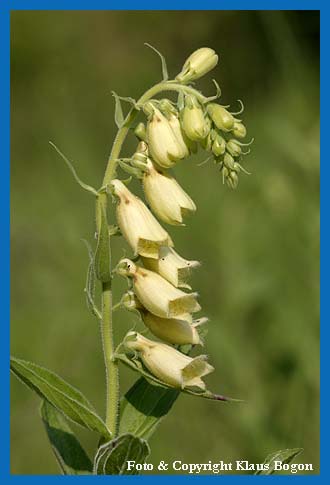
[98,79,206,437]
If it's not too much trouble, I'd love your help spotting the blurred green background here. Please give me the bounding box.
[10,10,319,475]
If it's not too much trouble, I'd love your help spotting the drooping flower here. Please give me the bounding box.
[142,246,200,289]
[145,104,189,168]
[175,47,219,84]
[116,259,201,318]
[142,312,206,345]
[142,158,196,226]
[124,331,214,390]
[110,179,173,259]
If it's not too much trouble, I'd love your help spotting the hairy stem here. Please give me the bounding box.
[98,79,205,436]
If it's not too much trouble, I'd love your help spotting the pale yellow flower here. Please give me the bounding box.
[116,259,201,318]
[125,332,214,390]
[110,179,173,259]
[142,246,199,289]
[143,159,196,225]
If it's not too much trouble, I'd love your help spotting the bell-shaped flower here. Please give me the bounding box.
[142,159,196,225]
[124,332,214,390]
[175,47,218,84]
[181,95,210,142]
[142,312,207,346]
[145,104,189,168]
[110,179,173,259]
[207,103,235,132]
[142,246,200,289]
[116,259,201,318]
[121,290,193,323]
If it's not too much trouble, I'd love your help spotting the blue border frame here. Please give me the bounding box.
[3,0,323,481]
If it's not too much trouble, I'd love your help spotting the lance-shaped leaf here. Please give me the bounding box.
[255,448,304,475]
[94,433,150,475]
[94,197,111,283]
[40,400,93,475]
[82,239,101,319]
[120,377,179,439]
[144,43,168,81]
[10,356,111,439]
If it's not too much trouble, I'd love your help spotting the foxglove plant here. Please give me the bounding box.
[11,46,257,475]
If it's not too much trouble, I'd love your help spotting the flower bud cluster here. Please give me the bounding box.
[110,47,252,392]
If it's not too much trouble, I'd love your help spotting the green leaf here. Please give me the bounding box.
[94,433,150,475]
[49,142,98,195]
[256,448,304,475]
[10,356,111,439]
[40,400,93,475]
[120,377,179,439]
[144,43,169,81]
[94,197,111,283]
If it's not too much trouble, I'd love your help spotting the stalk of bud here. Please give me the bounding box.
[207,104,235,132]
[181,95,210,142]
[124,331,214,389]
[116,259,201,318]
[142,158,196,225]
[142,246,200,289]
[175,47,219,84]
[145,103,189,168]
[110,179,173,259]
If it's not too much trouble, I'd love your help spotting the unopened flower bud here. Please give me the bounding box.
[229,171,239,189]
[134,122,146,141]
[232,121,247,139]
[207,104,235,132]
[130,142,149,170]
[223,152,236,170]
[212,134,226,156]
[142,246,200,289]
[142,312,204,345]
[181,95,210,142]
[226,139,242,157]
[121,290,143,312]
[176,47,218,84]
[143,159,196,226]
[118,259,201,318]
[146,104,189,168]
[110,179,173,259]
[124,332,214,389]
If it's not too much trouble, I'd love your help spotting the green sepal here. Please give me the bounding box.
[94,197,112,283]
[112,91,125,129]
[255,448,304,475]
[40,400,93,475]
[10,356,111,439]
[93,433,150,475]
[120,377,179,439]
